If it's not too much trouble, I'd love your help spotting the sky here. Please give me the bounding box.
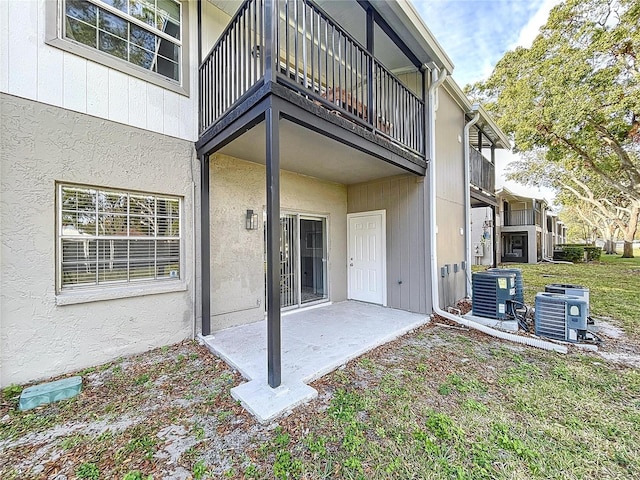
[414,0,562,204]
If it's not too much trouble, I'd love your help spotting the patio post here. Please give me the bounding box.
[265,105,282,388]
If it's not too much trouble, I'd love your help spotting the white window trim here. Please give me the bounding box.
[45,0,190,97]
[55,183,185,304]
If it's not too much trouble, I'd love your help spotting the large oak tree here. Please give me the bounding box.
[470,0,639,256]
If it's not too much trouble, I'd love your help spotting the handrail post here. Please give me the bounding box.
[264,0,277,85]
[366,7,374,127]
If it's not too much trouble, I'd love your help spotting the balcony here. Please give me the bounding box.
[469,146,495,194]
[199,0,425,157]
[504,209,543,227]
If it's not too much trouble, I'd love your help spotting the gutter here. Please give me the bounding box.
[425,67,567,354]
[463,108,480,298]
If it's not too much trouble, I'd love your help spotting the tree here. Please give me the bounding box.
[470,0,640,257]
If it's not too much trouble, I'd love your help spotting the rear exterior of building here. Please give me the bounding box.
[1,0,507,387]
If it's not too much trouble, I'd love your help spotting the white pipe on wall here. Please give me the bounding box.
[463,109,480,298]
[426,68,567,354]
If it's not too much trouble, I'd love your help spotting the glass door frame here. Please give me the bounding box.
[265,210,330,312]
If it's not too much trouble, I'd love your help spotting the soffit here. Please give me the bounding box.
[217,119,411,185]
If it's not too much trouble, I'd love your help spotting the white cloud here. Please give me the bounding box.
[511,0,563,49]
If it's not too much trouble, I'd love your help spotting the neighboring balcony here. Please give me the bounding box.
[199,0,425,158]
[504,209,543,227]
[469,146,495,194]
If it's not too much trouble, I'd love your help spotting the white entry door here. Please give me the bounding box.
[347,211,386,305]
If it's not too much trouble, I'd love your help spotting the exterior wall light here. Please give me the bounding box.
[246,209,258,230]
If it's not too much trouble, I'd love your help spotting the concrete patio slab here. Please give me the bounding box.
[200,301,429,423]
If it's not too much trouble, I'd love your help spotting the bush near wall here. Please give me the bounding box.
[553,244,602,262]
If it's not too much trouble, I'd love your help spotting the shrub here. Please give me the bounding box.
[584,246,602,261]
[554,245,584,263]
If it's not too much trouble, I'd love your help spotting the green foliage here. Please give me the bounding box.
[273,450,302,480]
[192,460,208,479]
[76,462,100,479]
[424,410,463,440]
[328,389,363,422]
[585,246,603,261]
[2,384,22,401]
[122,471,152,480]
[553,245,585,262]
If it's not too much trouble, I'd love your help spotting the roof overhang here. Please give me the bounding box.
[370,0,454,74]
[443,78,511,149]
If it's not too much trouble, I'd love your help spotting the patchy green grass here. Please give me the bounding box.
[1,331,638,480]
[268,334,640,480]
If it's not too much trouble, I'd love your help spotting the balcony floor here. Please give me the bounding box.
[200,301,429,423]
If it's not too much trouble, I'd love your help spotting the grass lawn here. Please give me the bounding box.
[499,253,640,338]
[1,257,639,479]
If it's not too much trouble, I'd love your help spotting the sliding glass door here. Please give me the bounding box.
[269,213,328,310]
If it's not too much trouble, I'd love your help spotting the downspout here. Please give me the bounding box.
[463,108,480,298]
[425,67,567,354]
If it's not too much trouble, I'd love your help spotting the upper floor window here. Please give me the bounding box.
[58,184,182,291]
[47,0,189,94]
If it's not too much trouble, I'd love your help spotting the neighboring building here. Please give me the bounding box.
[470,206,495,266]
[0,0,508,387]
[545,212,567,256]
[495,188,551,264]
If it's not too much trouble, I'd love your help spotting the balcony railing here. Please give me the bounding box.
[199,0,425,156]
[504,209,542,226]
[469,147,495,193]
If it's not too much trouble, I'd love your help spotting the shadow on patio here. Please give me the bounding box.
[200,301,429,423]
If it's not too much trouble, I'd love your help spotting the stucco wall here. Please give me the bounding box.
[433,88,466,306]
[347,175,430,314]
[209,155,348,331]
[0,94,197,386]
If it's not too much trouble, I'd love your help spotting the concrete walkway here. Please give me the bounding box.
[200,301,429,423]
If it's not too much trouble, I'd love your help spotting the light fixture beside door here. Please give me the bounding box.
[246,209,258,230]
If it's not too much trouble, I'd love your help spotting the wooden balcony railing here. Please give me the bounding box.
[469,146,495,193]
[199,0,425,156]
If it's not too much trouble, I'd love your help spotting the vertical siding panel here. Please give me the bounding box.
[36,3,63,107]
[8,0,38,99]
[108,70,129,124]
[178,93,195,141]
[146,84,164,134]
[128,77,148,129]
[0,0,9,92]
[37,45,64,107]
[418,181,427,313]
[387,178,401,308]
[408,179,419,312]
[163,91,181,138]
[398,179,409,311]
[62,54,87,113]
[86,62,109,118]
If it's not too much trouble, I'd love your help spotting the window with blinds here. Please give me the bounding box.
[58,184,181,290]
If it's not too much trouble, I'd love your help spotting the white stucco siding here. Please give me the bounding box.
[0,93,198,387]
[0,0,229,142]
[209,155,348,331]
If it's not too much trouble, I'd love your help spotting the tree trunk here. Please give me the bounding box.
[621,206,639,258]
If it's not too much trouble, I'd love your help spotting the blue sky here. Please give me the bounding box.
[414,0,561,202]
[414,0,561,87]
